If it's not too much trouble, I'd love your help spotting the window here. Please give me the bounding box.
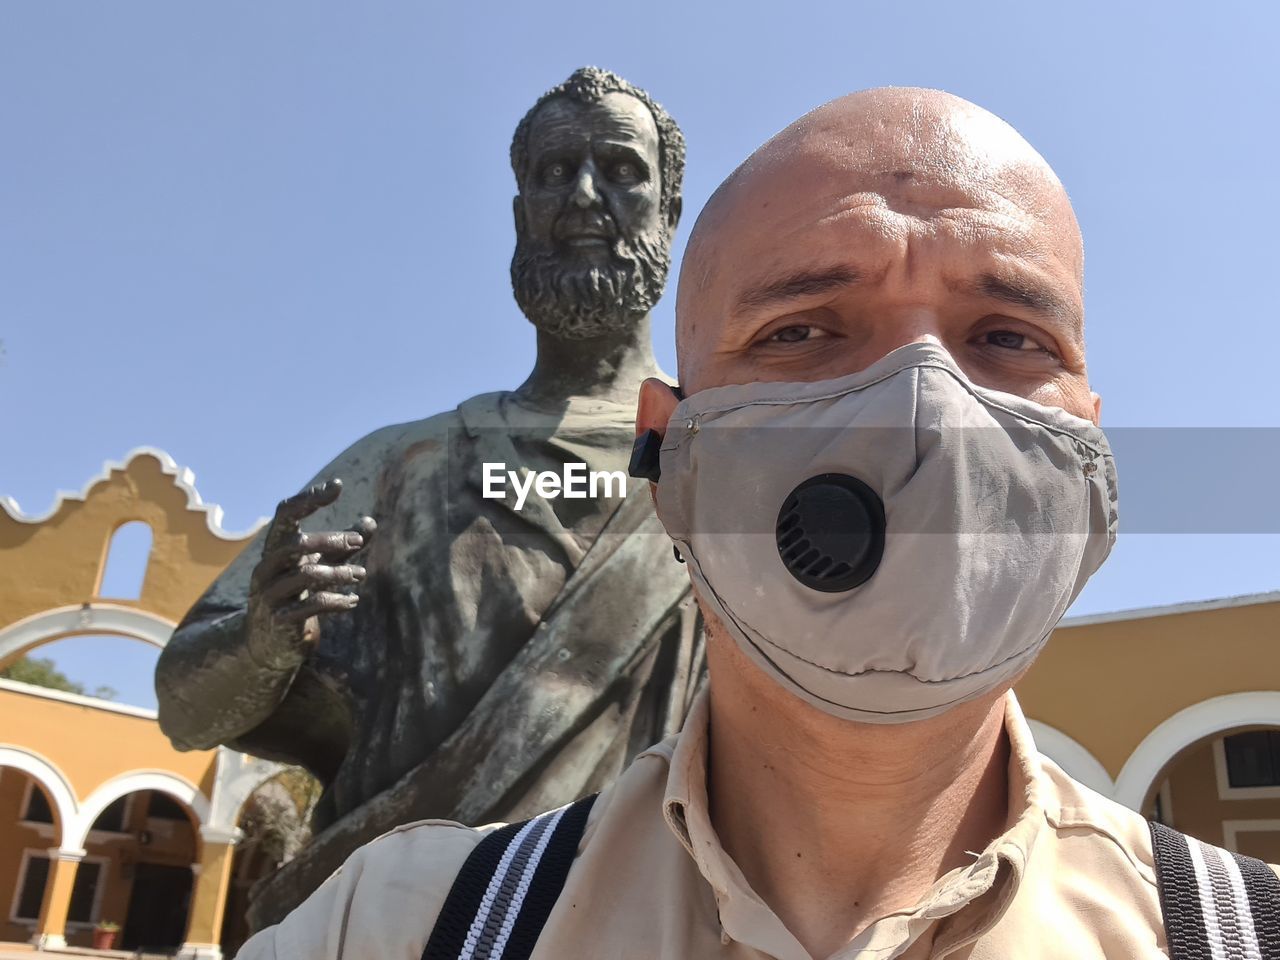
[1223,731,1280,788]
[66,861,102,924]
[98,521,152,600]
[11,854,104,925]
[13,854,49,920]
[92,795,130,834]
[21,785,54,825]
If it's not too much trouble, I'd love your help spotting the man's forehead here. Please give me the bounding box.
[717,117,1065,229]
[688,99,1078,283]
[676,89,1084,372]
[527,92,658,152]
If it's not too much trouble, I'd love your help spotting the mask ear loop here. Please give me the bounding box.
[628,384,685,564]
[628,430,663,482]
[628,384,685,483]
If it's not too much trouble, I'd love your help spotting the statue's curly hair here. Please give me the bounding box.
[510,66,685,226]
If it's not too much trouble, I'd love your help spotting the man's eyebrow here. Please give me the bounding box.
[973,272,1081,326]
[735,266,862,312]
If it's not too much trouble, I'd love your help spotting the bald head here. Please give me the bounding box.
[664,87,1094,423]
[694,88,1077,248]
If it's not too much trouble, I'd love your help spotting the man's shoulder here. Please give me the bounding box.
[1038,754,1159,880]
[238,818,494,960]
[1036,754,1280,885]
[336,816,492,883]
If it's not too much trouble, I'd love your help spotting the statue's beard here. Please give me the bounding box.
[511,230,671,340]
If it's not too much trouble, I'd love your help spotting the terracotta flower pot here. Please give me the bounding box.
[92,928,119,951]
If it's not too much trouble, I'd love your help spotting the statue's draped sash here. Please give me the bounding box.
[247,394,704,929]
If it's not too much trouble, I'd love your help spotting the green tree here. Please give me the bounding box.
[0,656,118,701]
[1,655,84,693]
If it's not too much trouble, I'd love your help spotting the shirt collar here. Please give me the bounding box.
[658,689,1048,960]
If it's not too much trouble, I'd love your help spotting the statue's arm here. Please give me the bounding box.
[155,542,297,751]
[156,431,392,757]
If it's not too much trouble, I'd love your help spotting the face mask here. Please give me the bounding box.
[650,342,1118,724]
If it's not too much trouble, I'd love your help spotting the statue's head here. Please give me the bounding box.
[510,67,685,340]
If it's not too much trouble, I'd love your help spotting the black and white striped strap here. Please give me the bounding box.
[1150,820,1280,960]
[421,794,597,960]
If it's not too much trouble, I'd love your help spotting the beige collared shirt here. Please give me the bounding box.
[238,690,1272,959]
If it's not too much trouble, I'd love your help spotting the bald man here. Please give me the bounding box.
[236,89,1279,960]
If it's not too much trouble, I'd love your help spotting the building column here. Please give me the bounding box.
[30,846,85,950]
[177,827,241,960]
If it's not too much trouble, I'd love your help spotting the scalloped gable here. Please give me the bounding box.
[0,449,264,647]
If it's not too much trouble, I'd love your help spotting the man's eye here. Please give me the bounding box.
[769,325,825,343]
[984,330,1037,351]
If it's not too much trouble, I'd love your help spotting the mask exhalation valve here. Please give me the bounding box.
[775,474,885,592]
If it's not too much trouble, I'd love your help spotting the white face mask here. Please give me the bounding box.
[654,342,1118,723]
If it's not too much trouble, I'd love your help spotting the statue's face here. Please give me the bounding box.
[512,92,673,340]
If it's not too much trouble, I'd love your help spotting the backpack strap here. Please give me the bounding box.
[1149,820,1280,959]
[421,794,597,960]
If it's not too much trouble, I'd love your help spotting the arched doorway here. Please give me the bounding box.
[59,785,203,953]
[117,790,198,952]
[0,766,65,944]
[0,748,80,945]
[1143,725,1280,861]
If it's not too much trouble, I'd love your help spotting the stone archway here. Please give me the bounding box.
[0,604,175,672]
[1114,691,1280,812]
[0,745,78,841]
[68,770,210,851]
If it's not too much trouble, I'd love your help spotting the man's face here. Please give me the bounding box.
[675,99,1097,423]
[512,91,672,340]
[643,92,1101,721]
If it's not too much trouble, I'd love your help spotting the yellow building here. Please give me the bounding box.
[1020,591,1280,861]
[0,450,279,958]
[1,448,1277,956]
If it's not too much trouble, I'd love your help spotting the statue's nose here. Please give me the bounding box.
[571,166,602,209]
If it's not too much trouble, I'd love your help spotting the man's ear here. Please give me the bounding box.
[1091,391,1102,426]
[636,377,681,438]
[630,378,682,489]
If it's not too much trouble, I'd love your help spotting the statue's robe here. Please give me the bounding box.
[157,392,704,928]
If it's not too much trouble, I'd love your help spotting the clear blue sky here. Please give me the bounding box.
[2,1,1277,708]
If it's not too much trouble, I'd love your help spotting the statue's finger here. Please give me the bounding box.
[288,530,366,560]
[262,564,365,605]
[269,479,344,539]
[276,592,359,623]
[255,533,331,579]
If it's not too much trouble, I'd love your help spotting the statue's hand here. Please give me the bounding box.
[246,479,377,665]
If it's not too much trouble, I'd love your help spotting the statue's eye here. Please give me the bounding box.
[544,161,572,185]
[614,162,636,180]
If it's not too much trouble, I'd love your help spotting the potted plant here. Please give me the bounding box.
[92,920,120,951]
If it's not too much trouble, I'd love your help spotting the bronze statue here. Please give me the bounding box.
[155,67,704,928]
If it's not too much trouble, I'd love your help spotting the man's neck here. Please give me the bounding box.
[514,315,664,410]
[706,633,1011,959]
